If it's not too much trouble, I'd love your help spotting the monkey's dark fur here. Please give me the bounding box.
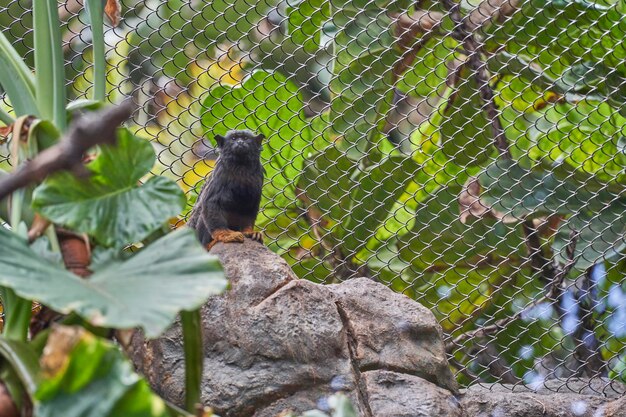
[188,130,264,249]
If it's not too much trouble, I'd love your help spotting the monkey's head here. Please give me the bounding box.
[215,130,264,163]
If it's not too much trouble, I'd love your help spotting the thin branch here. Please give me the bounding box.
[392,10,445,80]
[522,220,556,284]
[573,267,605,377]
[0,101,134,202]
[473,342,520,383]
[447,231,578,352]
[465,0,522,33]
[442,0,511,158]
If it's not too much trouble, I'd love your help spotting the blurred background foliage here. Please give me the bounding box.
[1,0,625,389]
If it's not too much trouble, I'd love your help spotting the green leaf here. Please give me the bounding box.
[29,119,60,151]
[478,159,607,219]
[439,66,493,166]
[85,0,106,101]
[330,12,398,157]
[340,156,420,255]
[35,326,181,417]
[66,99,106,114]
[287,0,330,54]
[397,36,456,98]
[399,185,524,271]
[0,30,38,116]
[0,227,226,337]
[528,102,626,183]
[129,0,275,82]
[297,144,358,227]
[420,265,515,332]
[32,129,186,249]
[487,52,557,94]
[0,337,40,395]
[553,199,626,270]
[33,0,67,131]
[478,159,626,270]
[555,61,607,94]
[201,70,315,221]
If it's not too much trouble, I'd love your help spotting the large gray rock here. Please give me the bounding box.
[460,382,626,417]
[128,240,626,417]
[128,239,458,416]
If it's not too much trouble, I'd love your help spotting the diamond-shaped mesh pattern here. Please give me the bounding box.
[2,0,626,393]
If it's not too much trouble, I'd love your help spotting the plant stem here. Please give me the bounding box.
[86,0,106,101]
[3,193,33,342]
[181,309,203,412]
[33,0,67,131]
[2,291,32,342]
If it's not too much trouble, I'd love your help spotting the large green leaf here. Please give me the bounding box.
[32,128,186,249]
[553,199,626,270]
[397,36,457,98]
[201,70,315,222]
[0,30,37,116]
[33,0,66,131]
[526,102,626,182]
[330,12,398,157]
[35,326,184,417]
[399,185,524,271]
[478,159,626,270]
[487,0,608,76]
[0,227,226,337]
[478,159,609,219]
[439,66,493,166]
[129,0,277,82]
[84,0,106,101]
[340,155,420,255]
[297,144,358,229]
[287,0,330,54]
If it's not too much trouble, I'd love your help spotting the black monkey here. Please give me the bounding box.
[188,130,264,250]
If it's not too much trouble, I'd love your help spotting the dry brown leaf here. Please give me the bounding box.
[459,177,517,224]
[40,326,84,378]
[27,214,51,243]
[104,0,121,27]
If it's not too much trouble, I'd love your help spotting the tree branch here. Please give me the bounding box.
[442,0,511,158]
[0,101,134,202]
[573,267,605,377]
[465,0,522,33]
[447,231,578,352]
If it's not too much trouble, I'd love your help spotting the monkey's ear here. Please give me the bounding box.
[215,134,226,148]
[254,133,265,146]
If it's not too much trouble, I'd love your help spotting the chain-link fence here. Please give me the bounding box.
[2,0,626,394]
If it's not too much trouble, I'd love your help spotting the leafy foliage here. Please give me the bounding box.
[0,2,227,413]
[33,129,186,249]
[0,226,224,337]
[35,326,176,417]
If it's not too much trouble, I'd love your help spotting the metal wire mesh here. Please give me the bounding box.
[2,0,626,394]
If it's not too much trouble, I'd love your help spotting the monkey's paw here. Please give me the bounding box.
[243,230,264,244]
[206,230,245,250]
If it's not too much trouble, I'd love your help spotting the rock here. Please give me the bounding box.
[128,240,626,416]
[128,239,457,416]
[460,383,626,417]
[364,370,462,417]
[329,280,455,391]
